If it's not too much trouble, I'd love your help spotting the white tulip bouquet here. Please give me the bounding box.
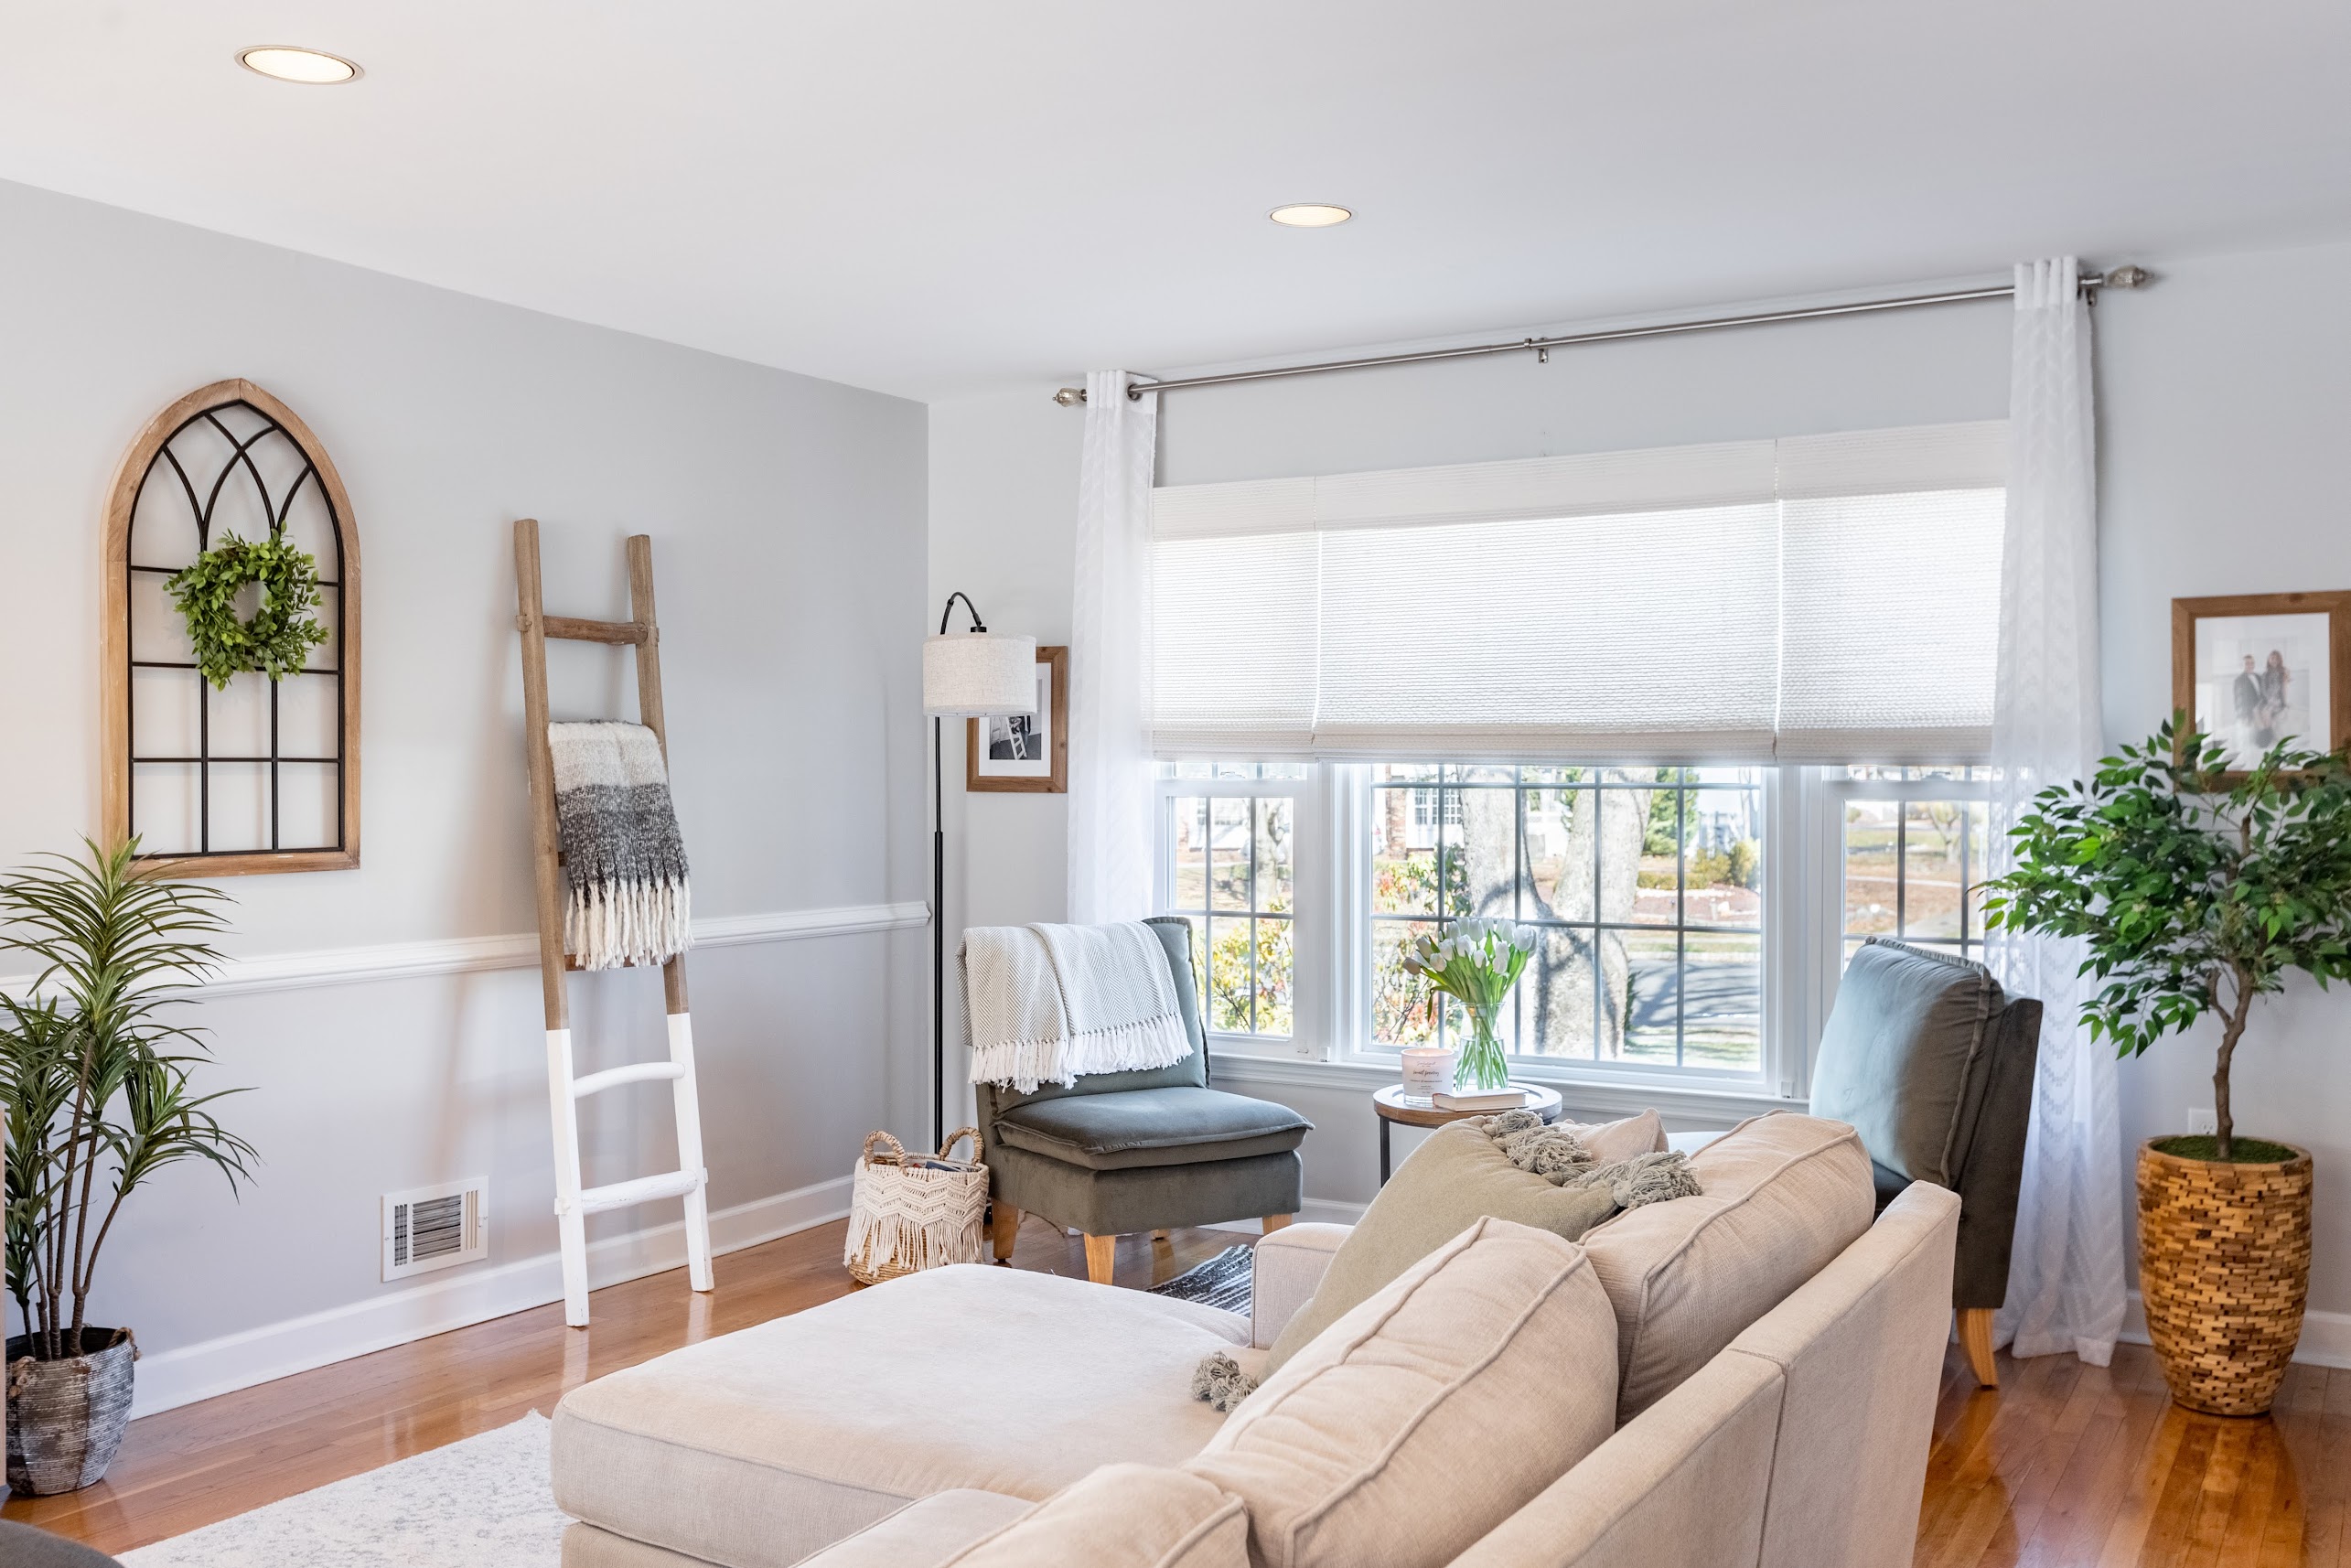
[1402,918,1535,1090]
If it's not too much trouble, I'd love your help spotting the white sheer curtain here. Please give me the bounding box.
[1990,258,2126,1365]
[1067,371,1160,925]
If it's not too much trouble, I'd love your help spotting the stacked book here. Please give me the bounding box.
[1431,1086,1528,1112]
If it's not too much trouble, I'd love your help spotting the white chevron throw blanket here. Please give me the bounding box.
[963,922,1192,1091]
[547,722,692,971]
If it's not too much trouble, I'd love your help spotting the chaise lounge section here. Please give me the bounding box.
[551,1114,1959,1568]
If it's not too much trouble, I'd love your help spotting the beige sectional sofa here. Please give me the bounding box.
[552,1114,1959,1568]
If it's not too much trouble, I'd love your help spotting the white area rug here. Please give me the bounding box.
[121,1412,566,1568]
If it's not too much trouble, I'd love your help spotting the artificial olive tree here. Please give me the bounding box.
[1982,719,2351,1159]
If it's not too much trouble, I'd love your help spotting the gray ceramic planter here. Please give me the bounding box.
[6,1329,135,1495]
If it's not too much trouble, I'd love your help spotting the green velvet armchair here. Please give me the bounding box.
[973,916,1312,1283]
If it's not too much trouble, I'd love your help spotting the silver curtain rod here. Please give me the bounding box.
[1052,265,2151,405]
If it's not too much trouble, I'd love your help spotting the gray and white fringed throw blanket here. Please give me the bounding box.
[548,722,692,971]
[963,922,1193,1091]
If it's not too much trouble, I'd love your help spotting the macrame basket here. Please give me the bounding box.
[844,1128,989,1285]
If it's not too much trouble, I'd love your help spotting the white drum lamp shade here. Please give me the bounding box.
[924,632,1037,716]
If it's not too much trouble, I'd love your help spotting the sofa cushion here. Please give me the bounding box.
[1809,938,2003,1187]
[787,1491,1040,1568]
[1261,1121,1620,1373]
[1562,1108,1669,1164]
[994,1086,1312,1170]
[552,1265,1245,1568]
[0,1522,123,1568]
[1186,1217,1618,1568]
[942,1465,1248,1568]
[1582,1112,1874,1423]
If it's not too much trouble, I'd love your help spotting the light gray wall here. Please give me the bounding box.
[0,178,930,1378]
[925,391,1083,1133]
[2098,239,2351,1322]
[926,236,2351,1322]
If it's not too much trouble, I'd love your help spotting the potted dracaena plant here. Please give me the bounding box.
[1403,918,1536,1092]
[1982,719,2351,1415]
[3,839,255,1494]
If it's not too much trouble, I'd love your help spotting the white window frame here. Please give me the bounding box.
[1326,766,1801,1101]
[1152,760,1986,1112]
[1152,768,1329,1060]
[1809,767,1996,1069]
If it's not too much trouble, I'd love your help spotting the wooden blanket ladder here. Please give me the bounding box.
[513,518,713,1327]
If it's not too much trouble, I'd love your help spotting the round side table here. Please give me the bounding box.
[1371,1082,1565,1184]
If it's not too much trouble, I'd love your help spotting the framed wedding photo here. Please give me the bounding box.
[968,644,1068,793]
[2172,592,2351,775]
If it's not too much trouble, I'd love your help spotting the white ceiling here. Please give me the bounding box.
[3,2,2347,401]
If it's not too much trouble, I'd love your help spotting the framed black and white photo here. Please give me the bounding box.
[2174,593,2351,775]
[967,644,1068,793]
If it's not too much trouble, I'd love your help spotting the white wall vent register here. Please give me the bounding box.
[381,1177,488,1282]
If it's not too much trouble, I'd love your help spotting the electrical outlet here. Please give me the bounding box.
[2186,1108,2217,1136]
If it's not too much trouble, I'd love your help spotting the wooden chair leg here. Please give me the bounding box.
[1083,1233,1118,1285]
[992,1203,1022,1263]
[1150,1229,1172,1242]
[1261,1213,1294,1234]
[1958,1306,1999,1389]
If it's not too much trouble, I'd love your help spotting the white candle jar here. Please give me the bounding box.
[1399,1047,1456,1108]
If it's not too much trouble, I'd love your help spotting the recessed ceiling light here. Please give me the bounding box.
[238,46,362,85]
[1269,204,1353,229]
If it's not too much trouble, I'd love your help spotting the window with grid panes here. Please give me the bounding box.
[1835,766,1992,967]
[1369,765,1765,1074]
[1158,763,1303,1039]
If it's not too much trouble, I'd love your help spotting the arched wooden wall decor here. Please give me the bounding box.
[102,380,360,875]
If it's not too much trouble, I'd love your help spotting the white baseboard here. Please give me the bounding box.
[2119,1290,2351,1370]
[127,1176,853,1419]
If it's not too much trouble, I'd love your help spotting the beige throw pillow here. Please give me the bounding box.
[1581,1111,1874,1423]
[1262,1108,1661,1373]
[945,1464,1247,1568]
[1562,1107,1668,1164]
[1187,1217,1618,1568]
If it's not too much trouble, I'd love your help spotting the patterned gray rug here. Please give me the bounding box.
[1149,1242,1254,1316]
[120,1413,564,1568]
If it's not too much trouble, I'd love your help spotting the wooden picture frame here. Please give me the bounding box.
[102,380,361,875]
[2171,592,2351,778]
[967,644,1068,793]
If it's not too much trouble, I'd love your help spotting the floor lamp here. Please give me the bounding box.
[922,596,1036,1150]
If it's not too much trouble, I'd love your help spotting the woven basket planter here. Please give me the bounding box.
[2136,1138,2313,1416]
[5,1328,136,1495]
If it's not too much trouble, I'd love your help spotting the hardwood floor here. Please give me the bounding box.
[2,1216,1237,1556]
[7,1216,2346,1566]
[1917,1337,2349,1568]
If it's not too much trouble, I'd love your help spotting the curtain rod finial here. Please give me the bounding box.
[2097,263,2152,291]
[1053,386,1087,407]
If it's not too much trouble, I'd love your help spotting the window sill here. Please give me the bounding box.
[1206,1050,1805,1127]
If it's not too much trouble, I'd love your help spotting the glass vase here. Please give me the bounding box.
[1457,1004,1510,1092]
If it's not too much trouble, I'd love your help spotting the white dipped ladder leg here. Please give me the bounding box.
[516,520,715,1328]
[669,1008,714,1293]
[546,1026,592,1326]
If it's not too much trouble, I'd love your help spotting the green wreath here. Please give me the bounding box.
[165,532,330,691]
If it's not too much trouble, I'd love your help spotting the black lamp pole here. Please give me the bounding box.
[932,591,989,1152]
